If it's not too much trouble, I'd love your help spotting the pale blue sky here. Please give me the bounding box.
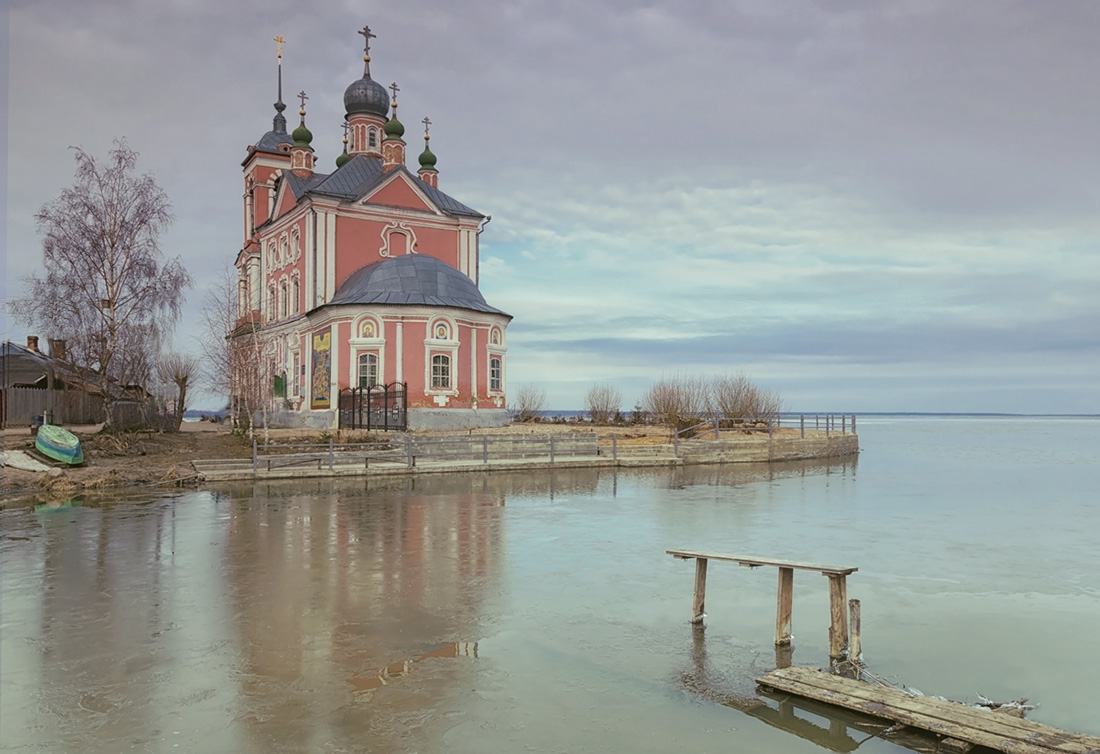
[4,1,1099,412]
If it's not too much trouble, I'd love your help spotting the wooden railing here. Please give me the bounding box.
[250,432,601,472]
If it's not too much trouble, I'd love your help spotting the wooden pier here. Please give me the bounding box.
[666,549,858,659]
[757,666,1100,754]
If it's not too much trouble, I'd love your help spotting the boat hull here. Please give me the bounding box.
[35,425,84,465]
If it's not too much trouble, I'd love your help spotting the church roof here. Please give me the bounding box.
[327,254,509,317]
[282,155,483,218]
[254,130,293,154]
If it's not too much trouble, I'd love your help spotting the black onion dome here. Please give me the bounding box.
[329,255,509,316]
[344,75,390,118]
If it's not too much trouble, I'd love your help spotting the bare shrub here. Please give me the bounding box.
[157,352,199,432]
[712,371,783,424]
[585,383,622,424]
[640,374,711,431]
[510,385,547,422]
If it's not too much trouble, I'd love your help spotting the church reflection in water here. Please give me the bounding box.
[219,478,508,748]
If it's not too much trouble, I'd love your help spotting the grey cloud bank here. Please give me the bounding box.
[5,1,1098,412]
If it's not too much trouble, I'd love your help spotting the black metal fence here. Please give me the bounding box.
[338,382,407,431]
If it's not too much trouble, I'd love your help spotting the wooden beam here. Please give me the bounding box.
[758,667,1100,754]
[848,598,861,662]
[667,549,857,576]
[827,574,849,660]
[692,557,708,624]
[776,567,794,645]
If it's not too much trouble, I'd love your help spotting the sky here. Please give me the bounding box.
[4,0,1099,413]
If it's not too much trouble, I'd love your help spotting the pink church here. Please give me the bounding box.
[233,27,511,430]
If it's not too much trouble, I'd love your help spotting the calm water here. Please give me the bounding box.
[2,416,1099,753]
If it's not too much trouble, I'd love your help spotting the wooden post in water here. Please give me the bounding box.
[776,567,794,645]
[252,438,258,472]
[483,435,489,464]
[550,435,556,463]
[691,558,708,624]
[827,574,849,659]
[612,434,618,461]
[848,598,862,663]
[800,414,805,438]
[328,436,334,471]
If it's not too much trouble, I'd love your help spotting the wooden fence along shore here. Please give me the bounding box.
[190,414,859,481]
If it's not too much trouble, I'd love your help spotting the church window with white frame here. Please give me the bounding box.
[431,354,451,389]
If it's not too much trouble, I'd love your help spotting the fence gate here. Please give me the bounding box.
[339,382,407,431]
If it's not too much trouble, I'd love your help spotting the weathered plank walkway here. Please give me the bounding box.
[667,549,858,659]
[757,666,1100,754]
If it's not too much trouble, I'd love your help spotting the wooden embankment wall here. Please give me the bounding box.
[677,430,859,464]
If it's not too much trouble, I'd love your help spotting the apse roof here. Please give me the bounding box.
[327,254,509,317]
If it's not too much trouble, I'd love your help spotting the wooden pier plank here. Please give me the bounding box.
[757,667,1100,754]
[666,549,858,575]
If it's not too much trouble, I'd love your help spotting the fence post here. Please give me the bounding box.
[674,432,679,458]
[483,435,488,464]
[842,414,847,434]
[852,414,857,434]
[328,435,334,471]
[714,414,720,440]
[826,415,830,437]
[800,414,805,439]
[612,434,618,462]
[550,435,556,463]
[252,438,258,473]
[405,436,413,468]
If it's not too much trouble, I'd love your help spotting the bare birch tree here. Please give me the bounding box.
[10,140,191,423]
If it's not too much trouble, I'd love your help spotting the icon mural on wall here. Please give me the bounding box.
[311,332,331,409]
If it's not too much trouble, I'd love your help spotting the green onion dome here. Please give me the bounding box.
[292,110,313,147]
[335,148,350,168]
[384,114,405,139]
[419,143,437,169]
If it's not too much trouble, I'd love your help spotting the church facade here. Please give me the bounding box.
[233,27,511,430]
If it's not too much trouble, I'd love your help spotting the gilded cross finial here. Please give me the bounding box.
[389,81,400,106]
[341,121,350,142]
[298,90,309,114]
[422,116,431,139]
[274,34,285,61]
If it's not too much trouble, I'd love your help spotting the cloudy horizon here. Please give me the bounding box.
[4,1,1099,413]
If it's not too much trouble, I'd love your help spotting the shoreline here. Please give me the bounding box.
[1,421,858,506]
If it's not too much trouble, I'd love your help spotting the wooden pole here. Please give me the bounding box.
[849,598,862,663]
[827,574,849,660]
[691,557,708,624]
[775,567,794,646]
[612,434,618,461]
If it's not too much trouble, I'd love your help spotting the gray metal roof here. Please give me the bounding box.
[254,130,293,153]
[327,255,509,316]
[308,156,484,218]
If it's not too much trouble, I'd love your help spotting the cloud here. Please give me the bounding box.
[6,0,1099,412]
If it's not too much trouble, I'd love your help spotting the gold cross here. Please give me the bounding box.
[274,34,285,60]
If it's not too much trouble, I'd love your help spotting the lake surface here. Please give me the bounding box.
[3,416,1099,753]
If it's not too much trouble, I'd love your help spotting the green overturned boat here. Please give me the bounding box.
[35,424,84,465]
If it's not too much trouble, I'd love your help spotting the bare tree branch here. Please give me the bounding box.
[9,140,191,423]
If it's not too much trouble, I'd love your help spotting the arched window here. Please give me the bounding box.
[368,128,377,148]
[278,281,288,319]
[267,285,276,318]
[358,353,379,388]
[291,276,300,314]
[490,357,502,391]
[431,354,451,389]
